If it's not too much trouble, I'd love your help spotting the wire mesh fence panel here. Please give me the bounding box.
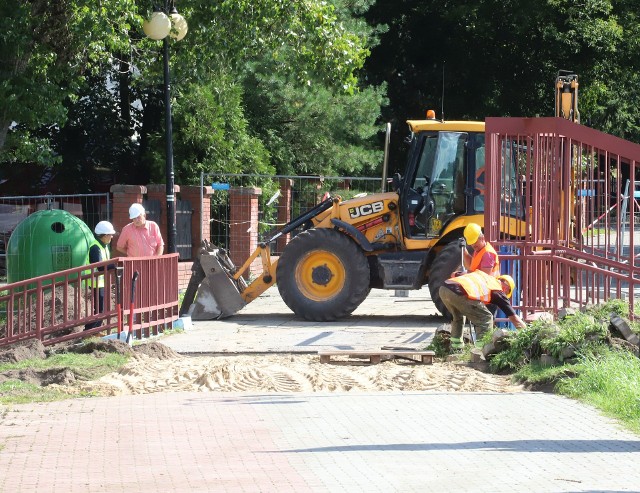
[0,194,111,282]
[205,174,382,255]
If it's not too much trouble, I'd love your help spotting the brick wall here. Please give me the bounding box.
[178,261,193,291]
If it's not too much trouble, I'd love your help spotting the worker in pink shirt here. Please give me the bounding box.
[116,203,164,257]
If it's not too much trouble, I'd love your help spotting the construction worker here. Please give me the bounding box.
[461,223,500,277]
[84,221,116,330]
[438,270,526,351]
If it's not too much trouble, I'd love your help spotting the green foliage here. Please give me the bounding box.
[556,348,640,434]
[425,332,450,359]
[489,321,555,372]
[166,77,274,185]
[513,360,573,387]
[187,0,371,93]
[2,0,379,187]
[5,0,640,188]
[583,298,629,320]
[0,380,85,405]
[0,0,138,165]
[541,312,608,360]
[243,68,386,176]
[365,0,640,175]
[485,302,640,434]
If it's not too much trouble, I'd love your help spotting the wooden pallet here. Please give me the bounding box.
[317,349,435,365]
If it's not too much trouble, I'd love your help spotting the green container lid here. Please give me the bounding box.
[7,209,95,283]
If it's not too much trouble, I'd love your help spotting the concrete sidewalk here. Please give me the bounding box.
[1,287,640,492]
[162,288,442,354]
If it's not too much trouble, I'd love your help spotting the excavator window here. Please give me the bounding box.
[473,137,521,216]
[404,131,467,238]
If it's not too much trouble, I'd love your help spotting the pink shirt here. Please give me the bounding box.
[477,251,498,271]
[116,221,164,257]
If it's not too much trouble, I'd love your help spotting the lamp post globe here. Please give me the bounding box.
[169,12,188,40]
[142,11,171,40]
[142,2,188,256]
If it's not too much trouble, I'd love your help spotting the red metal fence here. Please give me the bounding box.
[0,254,179,347]
[485,117,640,319]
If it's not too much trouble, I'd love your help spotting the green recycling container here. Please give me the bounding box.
[6,209,95,283]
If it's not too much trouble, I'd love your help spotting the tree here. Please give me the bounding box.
[362,0,640,175]
[0,0,138,165]
[243,67,386,176]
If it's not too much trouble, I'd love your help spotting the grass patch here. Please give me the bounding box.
[0,352,128,377]
[556,348,640,435]
[0,352,129,405]
[0,380,99,404]
[483,299,640,435]
[513,360,576,385]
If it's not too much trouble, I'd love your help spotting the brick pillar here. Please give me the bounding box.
[229,186,262,278]
[276,178,293,254]
[180,185,214,260]
[110,184,146,256]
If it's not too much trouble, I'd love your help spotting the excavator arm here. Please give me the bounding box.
[180,197,336,320]
[555,71,579,123]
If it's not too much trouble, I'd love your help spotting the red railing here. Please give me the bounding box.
[0,254,179,347]
[485,117,640,319]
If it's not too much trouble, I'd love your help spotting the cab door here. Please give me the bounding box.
[401,131,467,238]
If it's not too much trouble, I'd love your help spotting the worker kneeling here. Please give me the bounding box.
[439,270,526,351]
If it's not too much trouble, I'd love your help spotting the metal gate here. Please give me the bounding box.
[176,199,192,260]
[485,117,640,318]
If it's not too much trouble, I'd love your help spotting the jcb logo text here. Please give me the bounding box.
[349,201,384,219]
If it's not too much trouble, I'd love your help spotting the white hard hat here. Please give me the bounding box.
[129,203,145,219]
[95,221,116,235]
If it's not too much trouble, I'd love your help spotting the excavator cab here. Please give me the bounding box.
[400,118,487,239]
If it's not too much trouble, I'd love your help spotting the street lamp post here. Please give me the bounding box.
[143,2,188,255]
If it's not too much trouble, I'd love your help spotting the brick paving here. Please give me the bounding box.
[2,288,640,492]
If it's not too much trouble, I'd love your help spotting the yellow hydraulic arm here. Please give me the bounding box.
[555,71,579,123]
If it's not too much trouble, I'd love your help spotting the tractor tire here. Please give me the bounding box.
[276,228,371,321]
[428,242,463,320]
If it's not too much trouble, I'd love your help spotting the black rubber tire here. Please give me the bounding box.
[428,242,463,320]
[276,228,371,321]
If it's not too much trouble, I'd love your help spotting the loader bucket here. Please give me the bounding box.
[189,252,247,320]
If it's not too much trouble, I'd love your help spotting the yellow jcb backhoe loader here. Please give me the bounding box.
[181,110,529,321]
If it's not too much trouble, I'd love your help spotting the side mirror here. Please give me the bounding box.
[391,172,402,191]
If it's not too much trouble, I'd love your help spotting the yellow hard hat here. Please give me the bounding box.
[498,275,515,298]
[463,223,482,245]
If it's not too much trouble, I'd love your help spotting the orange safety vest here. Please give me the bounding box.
[470,242,500,277]
[449,270,503,303]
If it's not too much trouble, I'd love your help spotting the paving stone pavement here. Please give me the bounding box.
[1,288,640,492]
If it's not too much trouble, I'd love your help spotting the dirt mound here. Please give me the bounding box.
[1,339,524,397]
[0,367,76,386]
[133,341,180,359]
[85,350,525,396]
[70,339,134,357]
[0,338,46,363]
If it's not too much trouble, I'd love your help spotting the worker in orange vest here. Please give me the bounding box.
[461,223,500,277]
[439,270,526,351]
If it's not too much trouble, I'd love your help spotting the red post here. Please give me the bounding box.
[229,186,262,278]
